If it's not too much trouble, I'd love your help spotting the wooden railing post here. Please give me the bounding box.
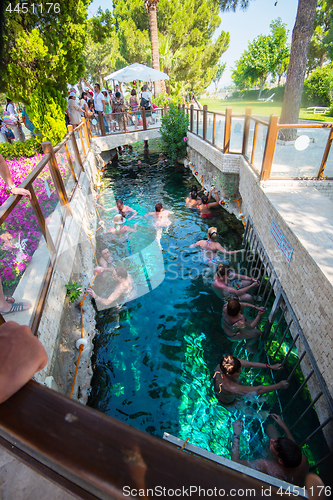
[212,113,216,145]
[251,122,258,166]
[242,107,252,156]
[123,112,127,133]
[202,105,208,141]
[190,105,194,133]
[78,127,86,158]
[141,108,147,130]
[98,111,106,136]
[318,126,333,178]
[197,110,199,135]
[224,107,232,153]
[163,104,167,117]
[42,142,71,213]
[81,117,90,151]
[260,114,279,181]
[68,125,83,170]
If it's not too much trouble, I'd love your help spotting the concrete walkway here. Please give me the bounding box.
[0,445,76,500]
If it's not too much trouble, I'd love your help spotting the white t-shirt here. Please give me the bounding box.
[94,92,104,112]
[141,91,152,104]
[6,103,16,116]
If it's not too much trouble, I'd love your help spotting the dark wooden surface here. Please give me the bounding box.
[0,381,285,499]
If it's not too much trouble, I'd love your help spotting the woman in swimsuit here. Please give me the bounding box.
[222,298,265,350]
[190,227,245,265]
[212,263,259,303]
[213,355,287,405]
[185,191,201,208]
[197,190,221,217]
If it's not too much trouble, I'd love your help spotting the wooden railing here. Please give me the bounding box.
[0,117,91,332]
[186,105,333,181]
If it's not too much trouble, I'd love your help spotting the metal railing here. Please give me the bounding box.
[242,217,333,472]
[0,117,91,333]
[186,105,333,181]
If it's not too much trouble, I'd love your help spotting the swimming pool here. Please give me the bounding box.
[88,140,331,481]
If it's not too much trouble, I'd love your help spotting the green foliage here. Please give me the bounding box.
[65,282,82,303]
[154,94,183,107]
[213,63,226,92]
[159,103,189,161]
[113,0,229,93]
[1,0,90,144]
[0,138,42,160]
[232,18,289,94]
[307,0,332,73]
[302,63,333,106]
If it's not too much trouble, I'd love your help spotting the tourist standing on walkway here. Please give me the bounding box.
[83,80,109,133]
[4,99,25,142]
[129,89,140,129]
[67,92,82,128]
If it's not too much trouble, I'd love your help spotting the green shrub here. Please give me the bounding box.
[0,137,42,160]
[65,282,82,303]
[302,64,333,107]
[154,93,184,107]
[159,102,189,162]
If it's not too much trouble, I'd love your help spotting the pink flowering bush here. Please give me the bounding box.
[0,152,71,293]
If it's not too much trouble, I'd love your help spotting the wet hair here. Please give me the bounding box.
[274,438,302,468]
[131,89,137,96]
[113,214,124,225]
[100,247,109,256]
[191,185,198,192]
[114,266,128,279]
[216,263,230,279]
[81,92,87,100]
[201,195,209,204]
[115,92,121,98]
[208,227,218,240]
[220,355,241,375]
[227,298,241,317]
[190,191,197,200]
[116,199,125,217]
[155,203,163,212]
[94,83,100,90]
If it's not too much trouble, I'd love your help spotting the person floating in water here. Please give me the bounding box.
[137,160,149,167]
[87,266,136,308]
[232,415,309,486]
[96,198,137,220]
[190,227,245,266]
[158,153,167,163]
[100,215,138,239]
[145,203,174,246]
[212,263,259,303]
[222,298,266,351]
[213,354,288,405]
[197,189,221,218]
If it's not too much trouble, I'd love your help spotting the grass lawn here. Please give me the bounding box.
[199,98,333,123]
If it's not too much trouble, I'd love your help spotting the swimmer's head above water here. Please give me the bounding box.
[208,227,218,240]
[216,263,230,279]
[226,298,241,317]
[190,191,197,200]
[155,203,163,212]
[112,266,128,281]
[113,214,125,225]
[270,437,302,468]
[219,355,241,376]
[201,195,209,204]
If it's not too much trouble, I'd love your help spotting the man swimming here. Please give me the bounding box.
[231,415,308,486]
[100,214,138,239]
[191,227,245,265]
[98,247,114,273]
[87,266,135,308]
[145,203,174,227]
[97,198,137,221]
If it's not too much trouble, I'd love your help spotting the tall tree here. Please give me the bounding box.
[1,0,90,144]
[113,0,230,94]
[144,0,162,96]
[307,0,332,73]
[213,63,226,93]
[219,0,318,131]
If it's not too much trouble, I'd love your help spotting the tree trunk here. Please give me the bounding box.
[148,3,162,97]
[279,0,317,140]
[258,77,266,100]
[319,51,326,67]
[98,68,103,88]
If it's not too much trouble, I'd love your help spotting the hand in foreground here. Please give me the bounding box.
[94,266,104,275]
[232,419,243,436]
[279,380,289,389]
[87,288,97,299]
[270,363,283,371]
[11,187,32,200]
[0,321,47,404]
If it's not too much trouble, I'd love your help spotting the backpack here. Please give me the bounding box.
[2,111,18,127]
[140,97,150,110]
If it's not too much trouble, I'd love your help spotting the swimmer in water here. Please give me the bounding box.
[190,227,245,265]
[88,266,136,308]
[213,354,287,405]
[197,189,221,218]
[212,263,259,303]
[231,415,308,486]
[100,214,138,238]
[96,198,137,221]
[137,160,149,167]
[222,298,266,350]
[185,191,201,208]
[98,247,114,273]
[145,203,174,227]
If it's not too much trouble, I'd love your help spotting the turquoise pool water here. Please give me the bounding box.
[88,140,331,479]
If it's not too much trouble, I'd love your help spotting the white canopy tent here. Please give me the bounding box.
[105,63,169,83]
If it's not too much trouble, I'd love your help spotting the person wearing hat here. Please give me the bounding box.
[67,92,82,128]
[190,227,245,266]
[82,80,109,133]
